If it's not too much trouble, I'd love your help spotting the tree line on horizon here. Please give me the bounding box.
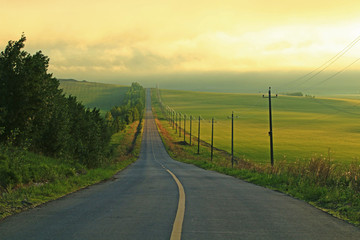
[105,82,145,133]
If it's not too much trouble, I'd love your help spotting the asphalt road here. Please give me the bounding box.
[1,89,360,239]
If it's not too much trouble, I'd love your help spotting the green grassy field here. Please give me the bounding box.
[153,89,360,226]
[159,89,360,164]
[59,79,129,115]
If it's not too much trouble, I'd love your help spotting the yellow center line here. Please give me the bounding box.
[147,110,185,240]
[166,169,185,240]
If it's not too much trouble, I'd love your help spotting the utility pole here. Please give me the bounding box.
[197,116,201,154]
[231,111,234,168]
[183,114,186,142]
[227,111,239,168]
[211,117,214,162]
[263,87,278,166]
[179,113,182,137]
[190,115,192,145]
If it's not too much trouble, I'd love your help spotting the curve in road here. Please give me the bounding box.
[1,88,360,240]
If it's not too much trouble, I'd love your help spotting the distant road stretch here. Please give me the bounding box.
[1,88,360,239]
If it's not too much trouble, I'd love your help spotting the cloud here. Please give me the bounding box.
[3,7,358,81]
[42,24,360,80]
[265,41,293,52]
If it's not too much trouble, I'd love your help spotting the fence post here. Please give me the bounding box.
[190,115,192,145]
[175,112,178,133]
[172,110,175,129]
[184,114,186,142]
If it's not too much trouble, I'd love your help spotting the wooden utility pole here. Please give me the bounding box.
[263,87,278,166]
[179,113,182,137]
[190,115,192,145]
[183,114,186,142]
[231,111,234,168]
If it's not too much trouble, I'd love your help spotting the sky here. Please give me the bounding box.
[1,0,360,82]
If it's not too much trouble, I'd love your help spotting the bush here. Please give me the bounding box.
[283,92,303,96]
[0,154,20,190]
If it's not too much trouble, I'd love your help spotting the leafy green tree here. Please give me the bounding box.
[105,82,145,133]
[132,107,140,121]
[0,34,61,148]
[0,35,113,168]
[40,94,71,157]
[105,111,113,126]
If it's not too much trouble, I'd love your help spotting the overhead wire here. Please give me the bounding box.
[284,34,360,121]
[281,34,360,91]
[304,57,360,90]
[159,34,360,162]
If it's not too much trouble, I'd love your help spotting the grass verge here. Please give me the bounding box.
[152,89,360,227]
[0,120,143,220]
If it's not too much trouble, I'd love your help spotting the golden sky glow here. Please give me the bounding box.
[1,0,360,80]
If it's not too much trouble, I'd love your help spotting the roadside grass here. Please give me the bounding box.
[0,120,143,220]
[159,89,360,165]
[152,89,360,226]
[59,80,129,115]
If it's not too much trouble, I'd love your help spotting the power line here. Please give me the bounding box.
[304,57,360,91]
[281,34,360,91]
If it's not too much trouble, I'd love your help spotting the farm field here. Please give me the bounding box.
[59,79,129,115]
[159,89,360,164]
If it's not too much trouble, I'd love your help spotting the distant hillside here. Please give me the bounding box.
[104,70,360,96]
[59,79,129,115]
[59,78,79,82]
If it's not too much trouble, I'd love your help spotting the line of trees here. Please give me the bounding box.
[0,35,115,168]
[105,82,145,133]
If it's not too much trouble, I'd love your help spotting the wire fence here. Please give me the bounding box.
[155,86,360,167]
[156,86,277,166]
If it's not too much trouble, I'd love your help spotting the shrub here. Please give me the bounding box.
[0,155,20,190]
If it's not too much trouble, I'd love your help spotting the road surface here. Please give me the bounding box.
[1,89,360,239]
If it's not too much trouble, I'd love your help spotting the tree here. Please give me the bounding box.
[0,35,113,168]
[0,34,61,147]
[105,82,145,133]
[132,107,140,121]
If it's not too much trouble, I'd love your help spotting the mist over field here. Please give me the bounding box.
[100,70,360,96]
